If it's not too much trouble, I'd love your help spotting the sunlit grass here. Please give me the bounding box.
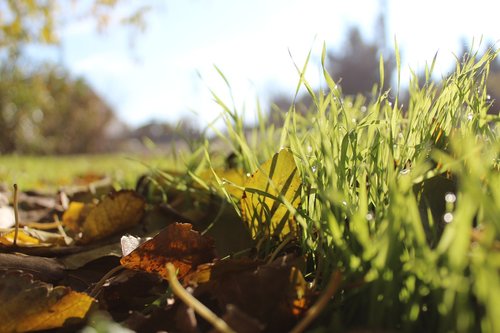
[203,44,500,332]
[0,153,177,191]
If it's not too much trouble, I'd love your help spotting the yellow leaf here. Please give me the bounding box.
[0,228,70,248]
[62,201,88,233]
[241,149,301,240]
[199,168,247,198]
[79,190,145,244]
[17,291,94,332]
[0,230,40,246]
[0,271,94,333]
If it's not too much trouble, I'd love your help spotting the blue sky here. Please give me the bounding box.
[30,0,500,128]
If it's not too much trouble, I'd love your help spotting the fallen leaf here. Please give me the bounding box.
[18,290,93,332]
[59,242,123,270]
[0,230,41,246]
[208,304,265,333]
[120,223,216,281]
[62,201,89,233]
[188,255,310,332]
[183,259,263,287]
[198,168,247,198]
[63,190,146,244]
[0,270,94,332]
[120,235,152,257]
[98,270,167,322]
[73,173,108,186]
[0,227,71,248]
[241,149,302,240]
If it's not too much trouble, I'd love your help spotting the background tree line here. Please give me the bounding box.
[1,0,499,154]
[0,62,117,154]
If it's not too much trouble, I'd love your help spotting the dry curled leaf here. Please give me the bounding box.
[0,270,94,332]
[188,255,310,332]
[63,190,145,244]
[120,223,216,281]
[241,149,302,240]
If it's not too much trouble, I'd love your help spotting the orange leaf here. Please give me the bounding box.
[120,223,216,281]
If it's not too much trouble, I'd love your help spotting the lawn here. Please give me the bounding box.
[0,153,178,191]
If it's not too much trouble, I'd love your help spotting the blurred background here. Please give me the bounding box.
[1,0,499,155]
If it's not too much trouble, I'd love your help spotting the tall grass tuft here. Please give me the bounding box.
[209,44,500,332]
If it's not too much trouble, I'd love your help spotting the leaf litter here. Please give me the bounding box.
[0,152,321,333]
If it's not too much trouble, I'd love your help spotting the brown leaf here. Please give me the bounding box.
[63,190,146,244]
[120,223,216,281]
[98,270,167,322]
[208,304,265,333]
[59,242,123,270]
[192,255,310,332]
[0,270,94,332]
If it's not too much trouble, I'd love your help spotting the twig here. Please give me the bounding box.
[290,270,343,333]
[13,184,19,246]
[89,265,124,297]
[166,263,236,333]
[22,221,61,230]
[53,214,72,245]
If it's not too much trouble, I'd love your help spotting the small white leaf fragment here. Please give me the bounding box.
[120,235,151,256]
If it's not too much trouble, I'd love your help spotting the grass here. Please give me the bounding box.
[196,43,500,332]
[0,153,179,191]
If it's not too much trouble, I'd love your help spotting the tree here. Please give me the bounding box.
[328,26,395,96]
[0,0,155,154]
[0,63,117,154]
[0,0,153,59]
[268,0,395,124]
